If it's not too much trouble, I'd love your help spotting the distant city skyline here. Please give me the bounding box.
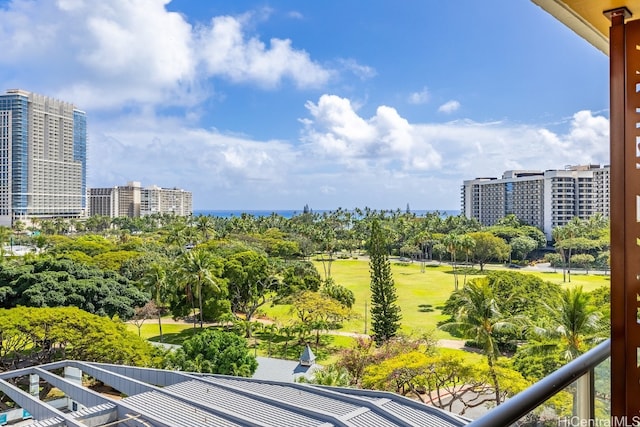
[0,1,610,210]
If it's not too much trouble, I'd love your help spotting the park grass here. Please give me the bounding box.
[513,269,609,292]
[260,259,459,339]
[127,321,197,344]
[131,260,610,362]
[262,259,610,339]
[127,318,357,364]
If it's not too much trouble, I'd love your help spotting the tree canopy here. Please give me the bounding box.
[0,258,148,320]
[162,329,258,376]
[0,306,157,370]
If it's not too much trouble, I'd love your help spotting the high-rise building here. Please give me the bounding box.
[88,182,192,218]
[461,164,610,239]
[141,184,192,217]
[88,181,142,218]
[0,89,87,226]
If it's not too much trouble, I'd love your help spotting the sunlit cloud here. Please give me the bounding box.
[87,95,608,209]
[198,15,331,89]
[338,58,377,80]
[408,87,430,105]
[0,0,333,109]
[438,100,461,114]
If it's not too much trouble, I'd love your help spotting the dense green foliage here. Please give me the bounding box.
[0,208,611,418]
[163,329,258,376]
[440,277,524,405]
[0,258,148,320]
[442,271,561,333]
[0,306,157,369]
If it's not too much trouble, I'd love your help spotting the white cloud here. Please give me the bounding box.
[198,15,331,89]
[438,100,461,114]
[419,110,609,181]
[408,87,430,105]
[0,0,332,109]
[338,59,377,80]
[0,1,610,210]
[287,11,304,20]
[301,95,442,171]
[88,103,609,210]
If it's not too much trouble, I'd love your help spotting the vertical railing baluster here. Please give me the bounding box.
[575,369,595,423]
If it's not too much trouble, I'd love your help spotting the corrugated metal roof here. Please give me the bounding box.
[124,391,242,427]
[164,380,324,427]
[0,361,468,427]
[345,410,399,427]
[381,400,466,427]
[29,418,65,427]
[209,376,360,416]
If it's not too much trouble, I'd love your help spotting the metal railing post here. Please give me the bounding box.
[575,369,595,423]
[467,340,610,427]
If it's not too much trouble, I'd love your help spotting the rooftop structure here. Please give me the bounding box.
[0,360,469,427]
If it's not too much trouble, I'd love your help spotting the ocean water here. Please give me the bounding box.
[193,209,460,219]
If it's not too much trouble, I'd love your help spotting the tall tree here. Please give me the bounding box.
[195,214,216,242]
[440,277,522,406]
[142,261,169,342]
[368,219,401,344]
[529,286,603,362]
[468,231,510,272]
[442,233,462,289]
[177,249,222,328]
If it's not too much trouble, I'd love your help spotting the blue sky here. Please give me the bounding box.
[0,0,610,210]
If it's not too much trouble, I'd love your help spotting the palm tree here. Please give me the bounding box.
[440,277,522,406]
[300,364,351,386]
[524,286,604,417]
[195,215,216,242]
[142,262,169,342]
[165,221,188,248]
[442,233,462,290]
[531,286,603,361]
[552,217,584,283]
[177,249,221,328]
[458,234,476,285]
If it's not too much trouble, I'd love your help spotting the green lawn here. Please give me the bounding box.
[261,259,459,339]
[511,269,609,292]
[127,319,357,364]
[262,259,610,339]
[128,321,199,344]
[132,259,610,357]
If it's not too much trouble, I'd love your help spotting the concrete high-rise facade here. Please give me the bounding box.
[88,181,142,218]
[461,164,610,239]
[141,185,192,217]
[89,182,192,218]
[0,89,86,226]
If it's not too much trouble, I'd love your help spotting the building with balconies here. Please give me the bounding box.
[461,164,610,239]
[0,89,86,226]
[88,182,192,218]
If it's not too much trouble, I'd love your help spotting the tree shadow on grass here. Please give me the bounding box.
[418,304,434,313]
[148,326,220,345]
[443,267,482,276]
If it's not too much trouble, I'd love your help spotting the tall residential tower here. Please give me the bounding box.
[0,89,87,226]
